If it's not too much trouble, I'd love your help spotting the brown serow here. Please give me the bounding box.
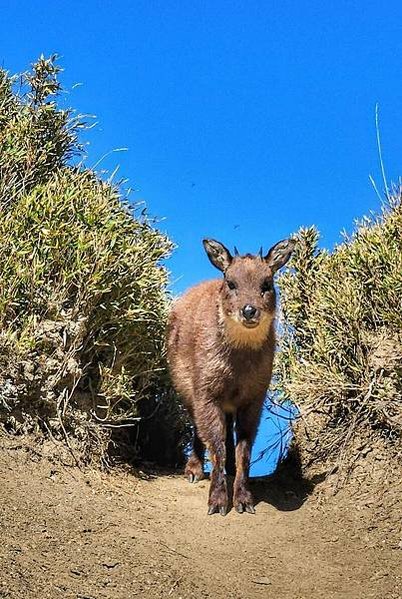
[167,238,295,515]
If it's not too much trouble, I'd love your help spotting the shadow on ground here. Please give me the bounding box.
[139,445,327,514]
[250,446,326,512]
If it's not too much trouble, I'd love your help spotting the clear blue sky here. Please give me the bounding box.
[1,1,402,473]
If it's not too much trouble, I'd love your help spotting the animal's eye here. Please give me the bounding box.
[226,279,237,290]
[261,280,273,295]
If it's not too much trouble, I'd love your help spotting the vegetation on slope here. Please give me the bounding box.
[0,56,187,464]
[275,193,402,476]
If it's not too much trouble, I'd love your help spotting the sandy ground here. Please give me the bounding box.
[0,435,401,599]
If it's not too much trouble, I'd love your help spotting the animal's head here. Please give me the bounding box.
[202,238,295,348]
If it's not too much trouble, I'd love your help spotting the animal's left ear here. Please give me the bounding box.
[203,238,233,272]
[264,239,296,273]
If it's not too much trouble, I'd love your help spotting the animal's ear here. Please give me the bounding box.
[264,238,295,272]
[203,239,233,272]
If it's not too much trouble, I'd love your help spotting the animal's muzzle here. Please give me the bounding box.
[241,304,260,322]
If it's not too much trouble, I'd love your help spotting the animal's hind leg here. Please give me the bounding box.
[185,428,205,483]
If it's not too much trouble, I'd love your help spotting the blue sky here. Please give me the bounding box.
[1,1,401,474]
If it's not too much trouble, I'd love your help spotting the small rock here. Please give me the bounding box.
[70,569,82,576]
[370,571,389,581]
[252,577,272,585]
[103,562,120,569]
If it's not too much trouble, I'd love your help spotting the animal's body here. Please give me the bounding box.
[167,238,295,515]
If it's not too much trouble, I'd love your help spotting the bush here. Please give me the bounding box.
[275,193,402,475]
[0,56,187,464]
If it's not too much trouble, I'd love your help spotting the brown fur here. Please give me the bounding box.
[167,239,294,515]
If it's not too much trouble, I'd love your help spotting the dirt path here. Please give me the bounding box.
[0,437,401,599]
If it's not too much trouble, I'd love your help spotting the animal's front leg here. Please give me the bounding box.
[234,400,264,514]
[195,401,228,516]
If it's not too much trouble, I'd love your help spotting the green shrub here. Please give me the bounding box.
[275,193,402,473]
[0,56,187,464]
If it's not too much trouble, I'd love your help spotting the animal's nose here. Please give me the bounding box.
[242,304,258,321]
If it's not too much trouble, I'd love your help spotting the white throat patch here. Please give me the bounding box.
[220,308,273,349]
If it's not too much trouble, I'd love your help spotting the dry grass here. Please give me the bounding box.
[275,191,402,479]
[0,56,188,465]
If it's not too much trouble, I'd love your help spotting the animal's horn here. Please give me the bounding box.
[234,246,240,256]
[258,246,263,258]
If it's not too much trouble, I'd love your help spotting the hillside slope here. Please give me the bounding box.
[0,436,400,599]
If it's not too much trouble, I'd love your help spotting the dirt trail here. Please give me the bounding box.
[0,436,401,599]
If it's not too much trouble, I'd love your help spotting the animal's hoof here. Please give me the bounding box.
[234,485,254,514]
[207,504,228,516]
[208,479,228,515]
[235,503,255,514]
[187,473,202,483]
[185,461,204,484]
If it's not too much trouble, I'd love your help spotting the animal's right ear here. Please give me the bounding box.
[264,238,296,273]
[202,239,233,272]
